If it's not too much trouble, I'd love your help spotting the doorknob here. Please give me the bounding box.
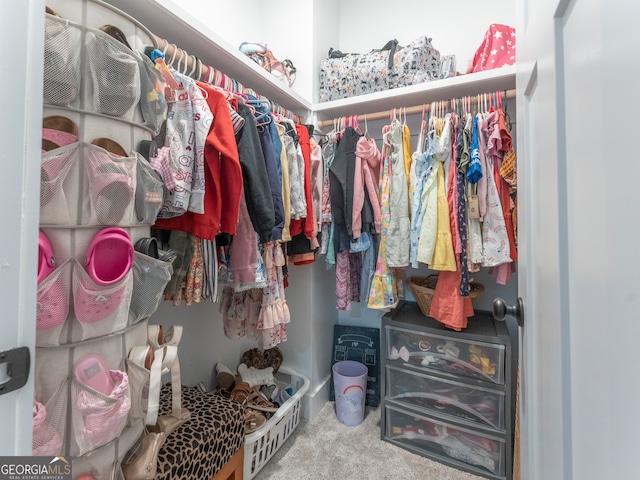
[493,297,524,327]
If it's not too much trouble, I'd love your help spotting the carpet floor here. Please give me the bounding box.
[251,402,485,480]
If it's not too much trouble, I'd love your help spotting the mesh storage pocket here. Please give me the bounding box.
[129,252,173,324]
[125,359,150,425]
[138,54,167,134]
[32,381,68,457]
[85,29,141,120]
[40,143,80,225]
[71,372,131,456]
[32,402,63,456]
[71,420,144,479]
[72,446,120,480]
[73,261,133,340]
[84,144,136,226]
[36,259,72,347]
[44,15,81,107]
[135,153,164,224]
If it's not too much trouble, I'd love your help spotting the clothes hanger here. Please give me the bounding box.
[428,102,435,129]
[187,55,197,78]
[364,114,370,140]
[233,91,249,104]
[502,90,513,130]
[165,44,177,68]
[248,97,271,109]
[175,49,184,74]
[161,39,170,63]
[196,58,203,82]
[353,115,365,135]
[255,113,272,127]
[150,43,178,89]
[174,48,185,74]
[183,51,191,76]
[251,98,272,125]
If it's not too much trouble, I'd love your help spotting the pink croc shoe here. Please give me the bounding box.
[38,231,56,284]
[36,231,68,332]
[75,228,133,324]
[85,227,134,286]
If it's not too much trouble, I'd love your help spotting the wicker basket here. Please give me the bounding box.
[407,275,485,317]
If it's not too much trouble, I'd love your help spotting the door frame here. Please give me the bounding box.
[0,0,45,455]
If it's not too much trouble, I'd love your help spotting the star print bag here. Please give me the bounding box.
[468,24,516,73]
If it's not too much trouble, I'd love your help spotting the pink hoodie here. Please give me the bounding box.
[352,137,382,239]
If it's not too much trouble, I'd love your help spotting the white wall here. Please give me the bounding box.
[179,0,315,101]
[176,0,262,52]
[149,261,330,391]
[336,0,515,76]
[312,0,341,102]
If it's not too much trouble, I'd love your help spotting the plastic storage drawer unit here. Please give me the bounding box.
[386,363,506,430]
[385,403,506,478]
[385,322,505,385]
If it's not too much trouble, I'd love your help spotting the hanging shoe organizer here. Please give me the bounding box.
[35,0,174,478]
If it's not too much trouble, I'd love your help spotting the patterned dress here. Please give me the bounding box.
[367,125,399,310]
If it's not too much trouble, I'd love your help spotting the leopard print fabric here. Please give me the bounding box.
[156,385,244,480]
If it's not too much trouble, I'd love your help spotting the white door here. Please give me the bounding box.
[517,0,640,478]
[0,0,44,455]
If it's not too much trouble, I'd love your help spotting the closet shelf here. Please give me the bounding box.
[313,65,516,121]
[105,0,312,116]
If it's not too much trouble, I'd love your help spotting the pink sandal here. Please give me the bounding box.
[74,354,130,449]
[41,116,78,153]
[86,141,134,225]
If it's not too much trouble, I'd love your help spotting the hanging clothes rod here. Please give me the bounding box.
[316,88,516,128]
[152,35,305,124]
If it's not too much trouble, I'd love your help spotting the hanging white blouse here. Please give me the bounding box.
[158,70,212,217]
[279,119,307,220]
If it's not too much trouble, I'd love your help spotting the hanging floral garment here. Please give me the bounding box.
[256,242,290,348]
[367,124,399,310]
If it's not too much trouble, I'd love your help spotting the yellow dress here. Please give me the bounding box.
[402,124,413,204]
[429,161,456,271]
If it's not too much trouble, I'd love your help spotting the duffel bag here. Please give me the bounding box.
[319,36,442,102]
